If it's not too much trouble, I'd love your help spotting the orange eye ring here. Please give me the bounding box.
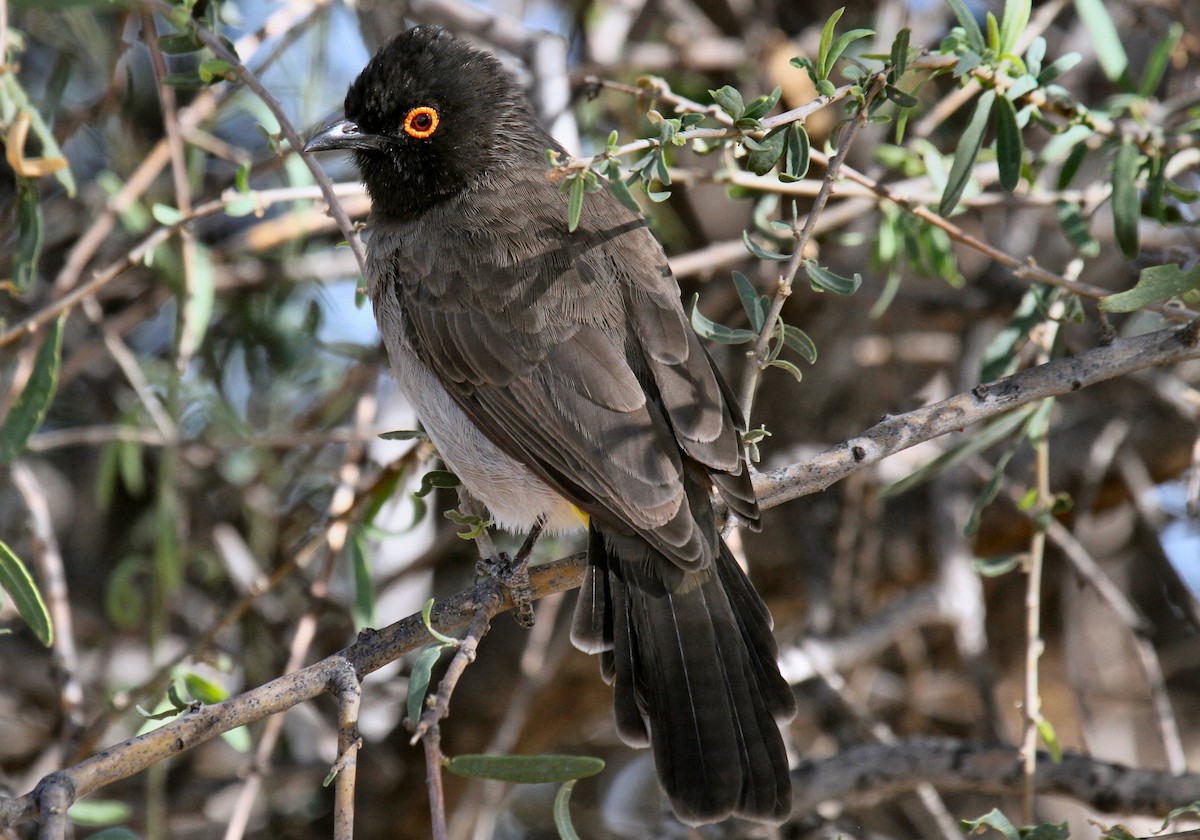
[403,106,440,139]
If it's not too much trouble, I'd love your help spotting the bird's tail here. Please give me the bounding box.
[571,525,796,824]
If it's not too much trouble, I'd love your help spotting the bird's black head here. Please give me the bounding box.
[306,26,550,219]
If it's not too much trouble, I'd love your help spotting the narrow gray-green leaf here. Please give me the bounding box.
[879,405,1034,498]
[1073,0,1128,83]
[1139,23,1183,99]
[817,7,846,78]
[767,358,804,383]
[944,0,986,51]
[1037,717,1063,763]
[14,179,44,291]
[1055,200,1100,257]
[973,553,1024,577]
[0,540,53,646]
[746,126,787,176]
[1056,140,1088,190]
[939,89,995,216]
[731,272,765,332]
[445,754,605,784]
[825,28,875,77]
[350,532,375,630]
[709,85,745,120]
[690,294,757,345]
[960,808,1021,840]
[406,643,444,723]
[553,780,582,840]
[1111,141,1141,258]
[566,175,585,233]
[998,0,1031,56]
[804,260,862,295]
[993,94,1023,193]
[1,314,64,464]
[785,123,810,180]
[1101,263,1200,313]
[781,324,818,363]
[742,230,792,261]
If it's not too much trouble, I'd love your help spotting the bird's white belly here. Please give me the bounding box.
[385,338,585,536]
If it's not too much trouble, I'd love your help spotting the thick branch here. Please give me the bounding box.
[792,739,1200,818]
[755,322,1200,509]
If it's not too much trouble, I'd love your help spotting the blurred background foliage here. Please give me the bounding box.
[1,0,1199,837]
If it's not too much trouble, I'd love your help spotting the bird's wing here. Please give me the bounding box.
[392,170,754,568]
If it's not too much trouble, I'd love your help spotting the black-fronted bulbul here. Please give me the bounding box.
[305,25,795,825]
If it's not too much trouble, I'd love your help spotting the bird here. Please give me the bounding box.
[305,25,796,825]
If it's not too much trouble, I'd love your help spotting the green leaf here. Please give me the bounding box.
[378,429,428,441]
[993,94,1023,192]
[350,531,375,630]
[1101,263,1200,313]
[566,174,585,233]
[780,323,818,363]
[690,294,757,345]
[960,808,1020,840]
[731,271,766,331]
[890,27,911,78]
[944,0,986,51]
[767,358,804,383]
[709,85,745,120]
[879,405,1034,498]
[1056,140,1088,190]
[1037,717,1063,763]
[13,179,44,291]
[742,86,782,121]
[817,7,847,78]
[445,754,605,784]
[998,0,1031,57]
[973,553,1024,577]
[742,230,792,261]
[197,58,233,84]
[1110,141,1141,258]
[1037,52,1081,85]
[422,597,459,646]
[162,71,204,89]
[1055,201,1100,258]
[986,12,1001,54]
[885,85,919,109]
[151,203,184,226]
[1140,23,1183,98]
[1073,0,1128,84]
[406,643,444,723]
[785,123,811,180]
[825,27,875,77]
[157,30,202,53]
[746,126,788,176]
[1160,801,1200,832]
[68,799,133,827]
[553,780,582,840]
[183,670,229,704]
[939,89,995,216]
[1025,36,1046,77]
[83,829,140,840]
[1,315,64,464]
[804,260,862,295]
[235,160,251,193]
[979,285,1050,381]
[1023,822,1070,840]
[0,540,53,646]
[413,469,461,499]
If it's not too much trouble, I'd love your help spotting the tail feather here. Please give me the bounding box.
[571,524,794,824]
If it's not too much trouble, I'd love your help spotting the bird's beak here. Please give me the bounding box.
[303,118,381,153]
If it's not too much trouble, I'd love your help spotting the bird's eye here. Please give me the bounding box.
[403,106,440,139]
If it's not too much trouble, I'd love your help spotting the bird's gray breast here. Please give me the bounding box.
[365,226,584,535]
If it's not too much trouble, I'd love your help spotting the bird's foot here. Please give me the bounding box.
[474,519,544,628]
[476,552,534,627]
